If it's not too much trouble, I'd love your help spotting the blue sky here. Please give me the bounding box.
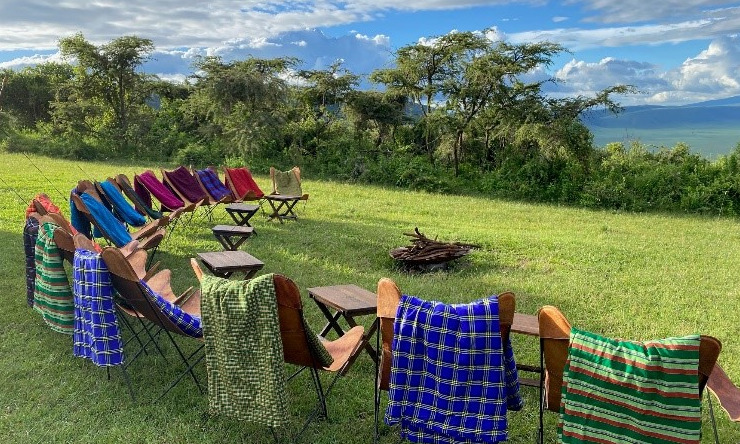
[1,1,740,106]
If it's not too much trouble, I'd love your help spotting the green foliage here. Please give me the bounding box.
[173,141,224,167]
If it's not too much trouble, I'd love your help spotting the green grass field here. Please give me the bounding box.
[1,152,739,442]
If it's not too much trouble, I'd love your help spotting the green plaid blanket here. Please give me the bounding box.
[200,274,289,426]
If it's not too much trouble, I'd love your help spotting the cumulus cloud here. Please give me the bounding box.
[552,36,740,105]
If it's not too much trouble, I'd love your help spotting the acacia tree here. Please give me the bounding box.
[187,56,297,157]
[371,38,458,164]
[52,33,156,152]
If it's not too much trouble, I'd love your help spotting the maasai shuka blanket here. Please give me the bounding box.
[98,181,146,227]
[79,193,132,247]
[224,167,265,199]
[135,171,184,211]
[196,168,232,201]
[72,248,124,367]
[33,221,74,334]
[24,215,40,307]
[386,294,523,444]
[139,280,202,338]
[559,328,702,444]
[200,274,289,426]
[119,176,163,220]
[25,193,60,220]
[163,166,207,203]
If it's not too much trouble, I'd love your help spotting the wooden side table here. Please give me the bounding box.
[197,250,264,279]
[308,284,379,374]
[211,224,254,250]
[225,203,260,227]
[511,312,541,387]
[265,195,300,223]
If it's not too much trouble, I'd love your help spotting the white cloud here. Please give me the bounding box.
[0,52,64,69]
[565,0,738,24]
[552,16,568,23]
[552,36,740,105]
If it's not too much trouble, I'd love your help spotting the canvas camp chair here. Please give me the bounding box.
[223,166,265,202]
[266,166,309,223]
[192,166,235,204]
[101,246,204,400]
[113,174,166,221]
[94,179,155,229]
[537,305,722,444]
[70,189,165,258]
[271,274,365,437]
[373,279,517,443]
[707,363,740,429]
[160,166,220,219]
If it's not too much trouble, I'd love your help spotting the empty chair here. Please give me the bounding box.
[537,305,722,444]
[273,274,365,437]
[134,170,199,214]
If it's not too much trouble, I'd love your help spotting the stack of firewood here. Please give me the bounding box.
[390,228,479,265]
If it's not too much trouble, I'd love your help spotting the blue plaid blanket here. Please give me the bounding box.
[140,280,202,338]
[385,294,523,443]
[73,248,124,367]
[196,168,232,201]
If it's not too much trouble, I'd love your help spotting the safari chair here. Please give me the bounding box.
[537,305,722,444]
[160,166,218,219]
[101,246,204,400]
[374,279,517,443]
[223,166,265,202]
[113,174,165,221]
[707,363,740,429]
[192,166,235,204]
[95,179,151,229]
[265,166,309,223]
[70,191,165,263]
[272,274,365,438]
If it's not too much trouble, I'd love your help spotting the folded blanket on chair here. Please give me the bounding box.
[225,167,264,199]
[559,328,701,444]
[140,280,202,338]
[164,166,207,203]
[80,193,132,248]
[197,168,232,201]
[73,248,124,367]
[34,221,74,334]
[99,181,146,227]
[200,273,289,426]
[386,294,522,444]
[135,171,184,211]
[25,193,60,219]
[24,215,40,308]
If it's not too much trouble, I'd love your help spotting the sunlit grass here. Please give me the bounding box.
[1,152,739,442]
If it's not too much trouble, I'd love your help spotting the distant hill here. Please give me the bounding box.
[583,96,740,157]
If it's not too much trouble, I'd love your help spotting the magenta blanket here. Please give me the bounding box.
[164,166,207,203]
[135,171,184,211]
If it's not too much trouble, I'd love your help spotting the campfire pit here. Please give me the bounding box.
[390,228,479,272]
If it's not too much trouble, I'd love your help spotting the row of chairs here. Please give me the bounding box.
[374,279,727,443]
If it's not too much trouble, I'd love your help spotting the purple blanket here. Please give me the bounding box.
[164,166,207,203]
[135,171,184,211]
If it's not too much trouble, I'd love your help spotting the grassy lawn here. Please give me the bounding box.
[1,152,739,443]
